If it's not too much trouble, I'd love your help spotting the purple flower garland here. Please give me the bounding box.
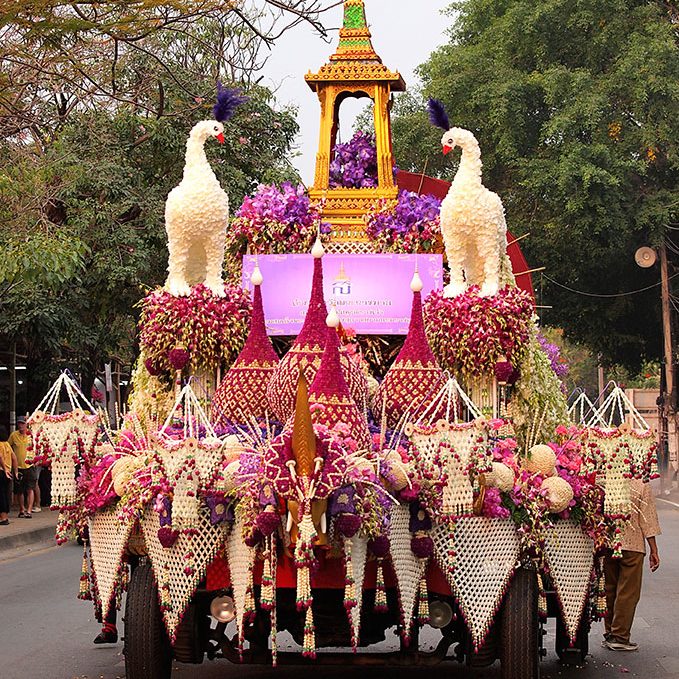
[366,190,442,253]
[230,182,330,254]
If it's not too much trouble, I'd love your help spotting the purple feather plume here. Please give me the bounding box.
[213,82,247,122]
[427,98,450,131]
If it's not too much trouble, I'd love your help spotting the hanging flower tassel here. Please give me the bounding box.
[374,559,388,613]
[417,570,430,626]
[294,508,317,659]
[537,571,548,620]
[160,581,172,613]
[78,546,92,601]
[611,521,624,559]
[295,509,316,611]
[343,538,358,651]
[261,537,274,612]
[269,539,279,667]
[245,559,256,624]
[595,557,607,619]
[302,605,316,659]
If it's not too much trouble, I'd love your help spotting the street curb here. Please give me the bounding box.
[0,525,56,552]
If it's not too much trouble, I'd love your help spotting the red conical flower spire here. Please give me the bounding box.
[211,263,279,425]
[267,238,369,422]
[371,266,445,429]
[237,277,279,365]
[308,310,372,451]
[295,254,329,348]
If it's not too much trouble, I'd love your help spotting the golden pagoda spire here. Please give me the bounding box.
[331,0,380,62]
[306,0,406,252]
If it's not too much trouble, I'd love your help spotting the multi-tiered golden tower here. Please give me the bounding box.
[306,0,405,252]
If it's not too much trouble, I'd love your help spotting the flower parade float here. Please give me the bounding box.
[31,3,659,679]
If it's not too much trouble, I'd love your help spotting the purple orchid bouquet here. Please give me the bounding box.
[229,182,330,256]
[329,130,384,189]
[537,333,569,387]
[365,190,442,253]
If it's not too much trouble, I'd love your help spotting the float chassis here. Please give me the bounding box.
[123,549,589,679]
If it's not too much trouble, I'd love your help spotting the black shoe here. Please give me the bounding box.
[0,519,9,525]
[93,630,118,644]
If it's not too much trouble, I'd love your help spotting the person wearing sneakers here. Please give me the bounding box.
[603,478,661,651]
[9,416,36,518]
[0,426,18,525]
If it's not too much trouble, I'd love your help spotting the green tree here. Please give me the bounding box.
[391,0,679,370]
[0,1,340,140]
[0,87,299,400]
[0,2,312,404]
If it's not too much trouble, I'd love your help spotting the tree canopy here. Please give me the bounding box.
[0,2,309,399]
[391,0,679,370]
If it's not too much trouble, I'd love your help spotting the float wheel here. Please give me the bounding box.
[124,561,172,679]
[499,568,541,679]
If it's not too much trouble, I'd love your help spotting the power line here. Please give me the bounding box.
[542,272,679,299]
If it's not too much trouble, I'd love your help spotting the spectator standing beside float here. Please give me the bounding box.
[604,478,661,651]
[9,416,36,518]
[0,426,17,525]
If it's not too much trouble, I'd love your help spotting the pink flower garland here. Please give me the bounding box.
[423,286,535,378]
[138,284,251,373]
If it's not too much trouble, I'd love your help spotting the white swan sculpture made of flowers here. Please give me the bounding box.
[164,84,247,297]
[428,98,508,298]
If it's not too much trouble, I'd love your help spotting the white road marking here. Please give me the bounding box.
[657,497,679,510]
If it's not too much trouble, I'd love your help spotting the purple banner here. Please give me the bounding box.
[242,253,443,336]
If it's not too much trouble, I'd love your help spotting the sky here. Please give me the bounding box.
[259,0,452,184]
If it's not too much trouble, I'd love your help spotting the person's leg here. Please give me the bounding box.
[16,470,26,515]
[608,550,644,643]
[24,467,36,515]
[94,605,118,643]
[33,467,42,511]
[603,551,620,639]
[0,474,10,522]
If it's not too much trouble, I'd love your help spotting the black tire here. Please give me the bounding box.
[173,601,205,664]
[499,568,541,679]
[555,600,590,665]
[124,561,172,679]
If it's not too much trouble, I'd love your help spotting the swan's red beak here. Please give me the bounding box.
[443,145,453,155]
[216,132,225,144]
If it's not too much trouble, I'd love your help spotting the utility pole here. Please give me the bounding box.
[659,242,676,483]
[660,243,674,404]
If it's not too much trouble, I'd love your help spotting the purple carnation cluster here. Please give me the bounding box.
[536,333,569,381]
[366,190,442,253]
[231,182,330,254]
[329,130,380,189]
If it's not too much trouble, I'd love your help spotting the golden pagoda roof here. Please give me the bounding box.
[306,0,405,90]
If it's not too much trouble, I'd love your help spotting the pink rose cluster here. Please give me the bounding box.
[139,284,251,374]
[423,286,535,378]
[479,433,605,548]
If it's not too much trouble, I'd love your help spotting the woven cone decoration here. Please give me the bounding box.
[87,508,136,620]
[142,506,228,643]
[267,239,368,422]
[543,520,594,643]
[388,504,427,642]
[372,270,445,428]
[212,266,279,425]
[308,313,372,452]
[432,517,520,650]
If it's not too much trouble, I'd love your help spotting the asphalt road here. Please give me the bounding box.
[1,497,677,679]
